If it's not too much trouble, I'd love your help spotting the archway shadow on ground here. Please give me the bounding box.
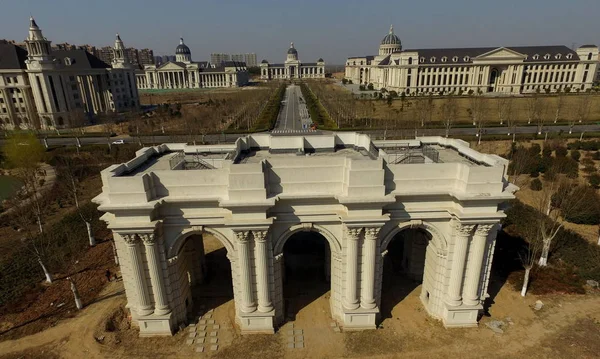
[282,232,330,322]
[379,258,421,322]
[379,231,422,322]
[482,229,527,317]
[189,247,233,316]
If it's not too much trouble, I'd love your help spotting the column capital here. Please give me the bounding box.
[475,224,495,237]
[121,233,139,246]
[345,227,362,240]
[253,230,268,243]
[235,231,250,243]
[452,222,476,237]
[139,232,157,245]
[364,227,381,241]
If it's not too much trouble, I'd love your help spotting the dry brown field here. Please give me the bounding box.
[329,83,600,125]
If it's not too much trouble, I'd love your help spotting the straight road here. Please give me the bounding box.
[1,124,599,148]
[274,84,313,131]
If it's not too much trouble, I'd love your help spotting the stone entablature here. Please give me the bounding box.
[94,132,517,336]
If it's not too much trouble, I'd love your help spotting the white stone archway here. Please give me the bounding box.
[166,227,235,326]
[272,223,343,325]
[167,226,234,259]
[378,220,449,321]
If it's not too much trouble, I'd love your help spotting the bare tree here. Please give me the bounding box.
[439,95,458,137]
[55,156,96,247]
[576,92,593,125]
[519,222,542,297]
[553,91,565,123]
[67,276,83,310]
[501,97,518,142]
[525,92,542,125]
[497,97,511,125]
[535,97,549,135]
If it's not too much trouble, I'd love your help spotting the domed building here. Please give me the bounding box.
[260,42,325,80]
[379,25,402,56]
[345,25,598,95]
[137,38,250,90]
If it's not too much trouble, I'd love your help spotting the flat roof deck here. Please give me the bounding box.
[238,148,372,163]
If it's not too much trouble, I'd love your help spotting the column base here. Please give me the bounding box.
[237,309,275,334]
[341,306,379,330]
[442,302,482,328]
[136,312,175,336]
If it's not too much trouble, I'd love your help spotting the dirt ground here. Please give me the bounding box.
[330,82,600,125]
[2,234,600,359]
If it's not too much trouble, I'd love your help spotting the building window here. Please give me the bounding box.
[420,57,425,63]
[13,77,18,84]
[555,54,562,59]
[452,56,458,62]
[441,57,447,62]
[533,54,539,60]
[588,53,593,60]
[566,54,573,59]
[430,57,436,63]
[544,54,550,60]
[6,77,11,84]
[463,56,470,62]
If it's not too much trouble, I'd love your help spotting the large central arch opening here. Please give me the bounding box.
[282,231,331,321]
[381,228,432,320]
[178,233,233,321]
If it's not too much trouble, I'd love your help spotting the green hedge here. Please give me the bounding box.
[251,84,286,132]
[299,83,337,129]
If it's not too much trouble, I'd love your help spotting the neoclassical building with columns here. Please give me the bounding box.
[345,25,599,95]
[94,132,516,336]
[135,38,249,90]
[260,43,325,80]
[0,18,139,130]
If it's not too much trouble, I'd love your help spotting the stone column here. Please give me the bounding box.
[446,223,475,306]
[463,224,494,306]
[253,230,273,313]
[344,227,361,310]
[361,227,380,309]
[122,234,153,316]
[236,231,256,313]
[140,232,171,315]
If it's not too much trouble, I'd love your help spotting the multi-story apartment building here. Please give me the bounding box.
[0,18,139,130]
[211,53,257,67]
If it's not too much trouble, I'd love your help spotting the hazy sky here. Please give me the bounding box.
[2,0,599,64]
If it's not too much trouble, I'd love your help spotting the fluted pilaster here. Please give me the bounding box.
[344,227,361,310]
[122,234,153,316]
[253,230,273,313]
[236,231,256,313]
[446,223,475,306]
[463,224,494,306]
[140,232,171,315]
[361,227,380,309]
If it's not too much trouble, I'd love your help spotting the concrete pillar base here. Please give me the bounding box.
[441,303,482,328]
[341,306,379,330]
[237,309,275,334]
[137,312,175,336]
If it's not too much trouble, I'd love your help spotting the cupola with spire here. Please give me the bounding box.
[286,42,298,61]
[379,25,402,55]
[112,33,132,68]
[175,38,192,63]
[24,16,55,65]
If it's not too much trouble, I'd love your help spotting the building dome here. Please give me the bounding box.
[379,25,402,55]
[261,59,269,64]
[381,25,401,45]
[317,58,324,62]
[175,38,191,55]
[287,42,298,55]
